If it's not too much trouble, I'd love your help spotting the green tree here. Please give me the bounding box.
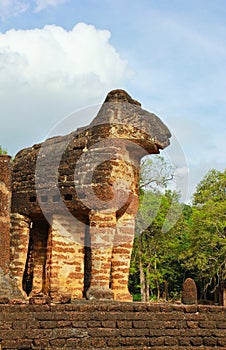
[130,155,207,302]
[181,169,226,302]
[0,146,7,155]
[130,187,187,301]
[130,166,226,303]
[139,155,174,191]
[193,169,226,204]
[129,155,177,301]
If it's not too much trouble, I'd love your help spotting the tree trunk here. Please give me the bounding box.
[145,264,150,302]
[156,279,160,301]
[140,258,146,302]
[139,234,146,302]
[154,257,160,301]
[162,280,168,300]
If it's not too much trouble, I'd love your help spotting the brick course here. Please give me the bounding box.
[0,301,225,349]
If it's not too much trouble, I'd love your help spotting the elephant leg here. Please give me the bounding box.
[10,213,31,297]
[45,214,85,300]
[86,211,115,300]
[111,213,135,302]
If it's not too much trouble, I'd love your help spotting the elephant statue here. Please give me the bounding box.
[9,89,171,301]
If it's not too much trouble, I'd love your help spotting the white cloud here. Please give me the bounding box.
[34,0,69,12]
[0,0,69,19]
[0,23,131,155]
[0,0,29,20]
[0,23,129,90]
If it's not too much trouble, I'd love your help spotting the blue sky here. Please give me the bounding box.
[0,0,225,201]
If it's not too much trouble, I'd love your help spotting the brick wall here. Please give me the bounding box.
[0,301,225,349]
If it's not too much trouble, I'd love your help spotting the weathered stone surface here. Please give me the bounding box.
[0,155,11,273]
[4,89,171,301]
[0,156,24,300]
[0,268,25,300]
[86,286,114,300]
[29,292,51,305]
[182,278,198,305]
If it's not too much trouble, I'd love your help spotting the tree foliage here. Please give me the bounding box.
[129,164,226,304]
[181,169,226,300]
[130,155,184,301]
[0,146,7,155]
[139,155,175,191]
[193,169,226,204]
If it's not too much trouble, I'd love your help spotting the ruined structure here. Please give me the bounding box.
[0,155,24,300]
[1,89,171,302]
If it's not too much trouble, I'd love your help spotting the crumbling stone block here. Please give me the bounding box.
[182,278,198,305]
